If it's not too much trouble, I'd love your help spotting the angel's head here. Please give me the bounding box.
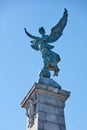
[39,27,45,35]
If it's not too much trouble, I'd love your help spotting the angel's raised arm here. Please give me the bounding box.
[24,28,39,40]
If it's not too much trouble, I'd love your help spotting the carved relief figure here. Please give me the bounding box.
[26,100,36,128]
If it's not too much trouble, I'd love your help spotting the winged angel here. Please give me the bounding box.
[24,9,68,78]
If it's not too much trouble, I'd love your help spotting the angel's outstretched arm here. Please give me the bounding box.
[24,28,39,40]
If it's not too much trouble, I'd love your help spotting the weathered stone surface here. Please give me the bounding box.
[37,93,64,108]
[37,103,64,116]
[38,77,61,88]
[21,83,70,107]
[21,82,70,130]
[60,125,66,130]
[38,120,60,130]
[38,111,65,125]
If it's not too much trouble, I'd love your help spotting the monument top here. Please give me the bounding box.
[21,82,70,108]
[24,9,68,79]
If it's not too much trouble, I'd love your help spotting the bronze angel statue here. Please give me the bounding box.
[24,9,68,78]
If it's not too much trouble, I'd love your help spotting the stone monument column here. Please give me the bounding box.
[22,9,70,130]
[21,79,70,130]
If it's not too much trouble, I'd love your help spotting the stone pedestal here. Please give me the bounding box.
[21,82,70,130]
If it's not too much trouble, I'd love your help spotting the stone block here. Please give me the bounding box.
[38,111,65,125]
[37,93,64,108]
[37,103,64,116]
[38,77,61,88]
[38,120,60,130]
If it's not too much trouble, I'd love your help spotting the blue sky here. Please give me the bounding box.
[0,0,87,130]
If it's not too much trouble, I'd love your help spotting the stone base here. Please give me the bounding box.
[38,77,61,88]
[21,82,70,130]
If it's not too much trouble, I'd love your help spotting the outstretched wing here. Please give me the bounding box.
[47,8,68,43]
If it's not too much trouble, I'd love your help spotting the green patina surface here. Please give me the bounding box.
[24,9,68,78]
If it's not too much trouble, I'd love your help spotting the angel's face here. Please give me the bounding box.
[39,27,45,35]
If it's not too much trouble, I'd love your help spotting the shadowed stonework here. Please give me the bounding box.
[21,83,70,130]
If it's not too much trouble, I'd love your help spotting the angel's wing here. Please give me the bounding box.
[47,8,68,43]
